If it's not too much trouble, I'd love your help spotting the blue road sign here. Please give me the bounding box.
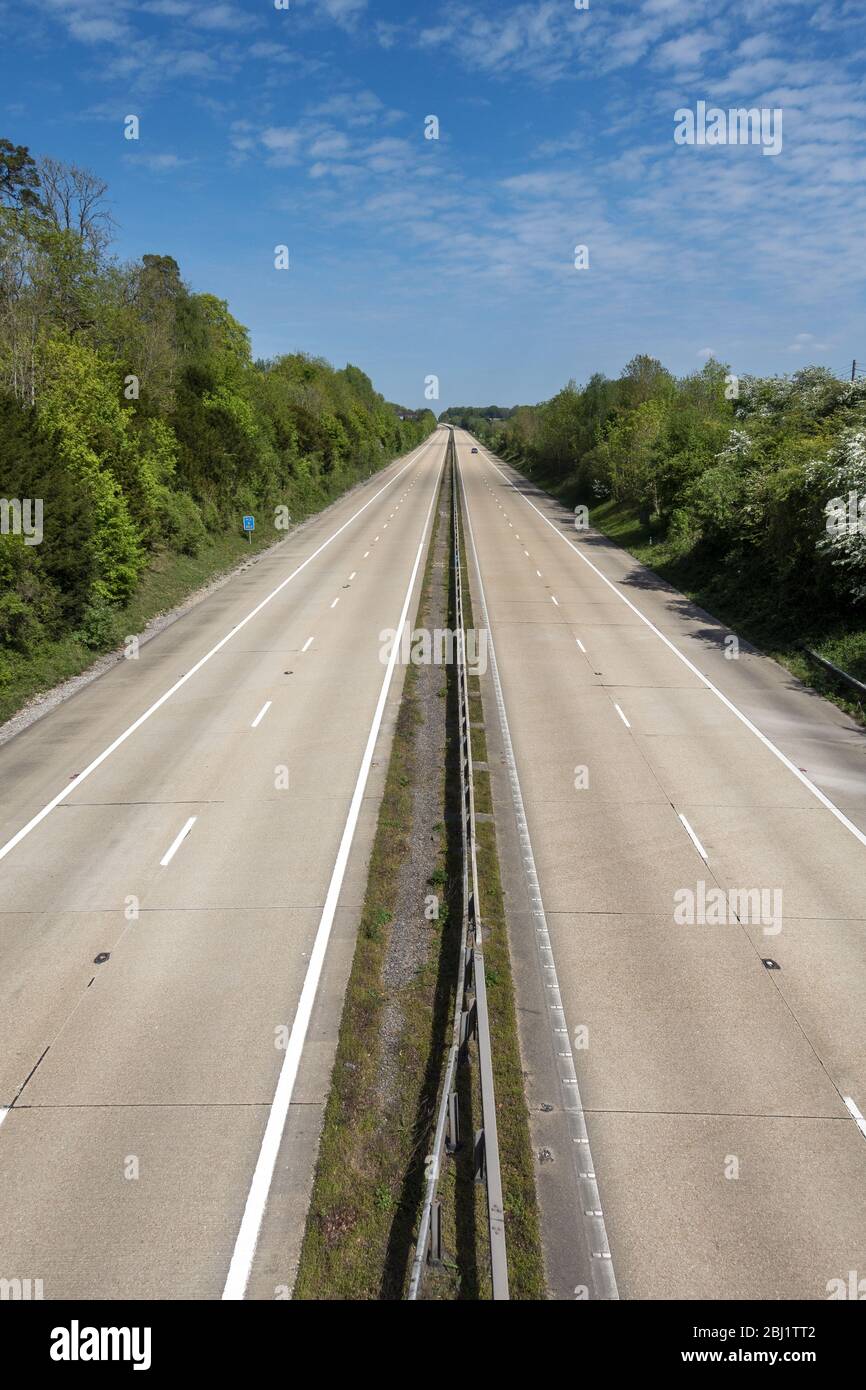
[242,515,255,532]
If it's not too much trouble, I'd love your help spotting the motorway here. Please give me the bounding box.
[0,427,448,1299]
[454,428,866,1300]
[2,416,864,1302]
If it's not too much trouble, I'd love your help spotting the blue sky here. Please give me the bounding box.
[1,0,865,407]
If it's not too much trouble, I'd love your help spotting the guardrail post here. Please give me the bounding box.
[474,1129,486,1183]
[429,1200,443,1265]
[446,1090,460,1152]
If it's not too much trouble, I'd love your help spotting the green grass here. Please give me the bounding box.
[0,461,409,729]
[294,456,546,1301]
[293,472,452,1301]
[0,528,283,726]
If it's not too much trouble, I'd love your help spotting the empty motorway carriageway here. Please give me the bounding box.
[1,420,864,1323]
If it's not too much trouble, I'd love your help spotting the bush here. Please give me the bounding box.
[155,485,207,556]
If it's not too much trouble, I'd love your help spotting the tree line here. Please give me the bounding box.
[464,354,866,633]
[0,138,435,679]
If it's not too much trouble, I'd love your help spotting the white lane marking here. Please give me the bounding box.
[479,449,866,853]
[457,456,618,1300]
[363,551,370,558]
[374,535,380,542]
[844,1096,866,1141]
[160,816,197,867]
[348,572,356,581]
[551,595,559,607]
[678,812,709,861]
[524,550,530,557]
[301,637,314,653]
[0,1108,8,1129]
[222,452,445,1300]
[536,569,542,578]
[613,702,631,729]
[330,597,340,609]
[251,701,272,729]
[0,439,437,867]
[576,638,587,653]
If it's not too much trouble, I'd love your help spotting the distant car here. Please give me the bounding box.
[471,446,478,454]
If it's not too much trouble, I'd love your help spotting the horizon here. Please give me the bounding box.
[2,0,864,406]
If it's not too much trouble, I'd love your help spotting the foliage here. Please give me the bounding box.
[467,357,866,623]
[0,139,436,686]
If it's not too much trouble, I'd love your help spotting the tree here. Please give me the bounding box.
[37,156,115,257]
[0,139,43,212]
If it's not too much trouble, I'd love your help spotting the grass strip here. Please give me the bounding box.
[293,465,454,1300]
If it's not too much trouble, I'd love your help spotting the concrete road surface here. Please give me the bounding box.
[0,428,448,1299]
[455,428,866,1301]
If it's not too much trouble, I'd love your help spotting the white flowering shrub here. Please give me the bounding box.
[815,430,866,601]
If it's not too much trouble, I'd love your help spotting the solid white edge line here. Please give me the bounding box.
[0,439,436,867]
[160,816,197,867]
[251,701,272,729]
[456,446,618,1300]
[221,448,445,1300]
[613,702,631,729]
[678,812,709,862]
[844,1096,866,1141]
[478,447,866,853]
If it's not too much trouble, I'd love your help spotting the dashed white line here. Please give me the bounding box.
[363,551,370,558]
[222,450,445,1301]
[0,436,437,867]
[348,571,356,581]
[330,597,340,609]
[160,816,197,867]
[551,595,559,606]
[251,701,272,729]
[576,638,587,653]
[678,812,709,861]
[301,637,314,653]
[844,1096,866,1141]
[479,447,866,853]
[613,703,631,729]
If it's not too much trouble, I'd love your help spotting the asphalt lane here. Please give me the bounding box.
[0,427,448,1299]
[455,428,866,1300]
